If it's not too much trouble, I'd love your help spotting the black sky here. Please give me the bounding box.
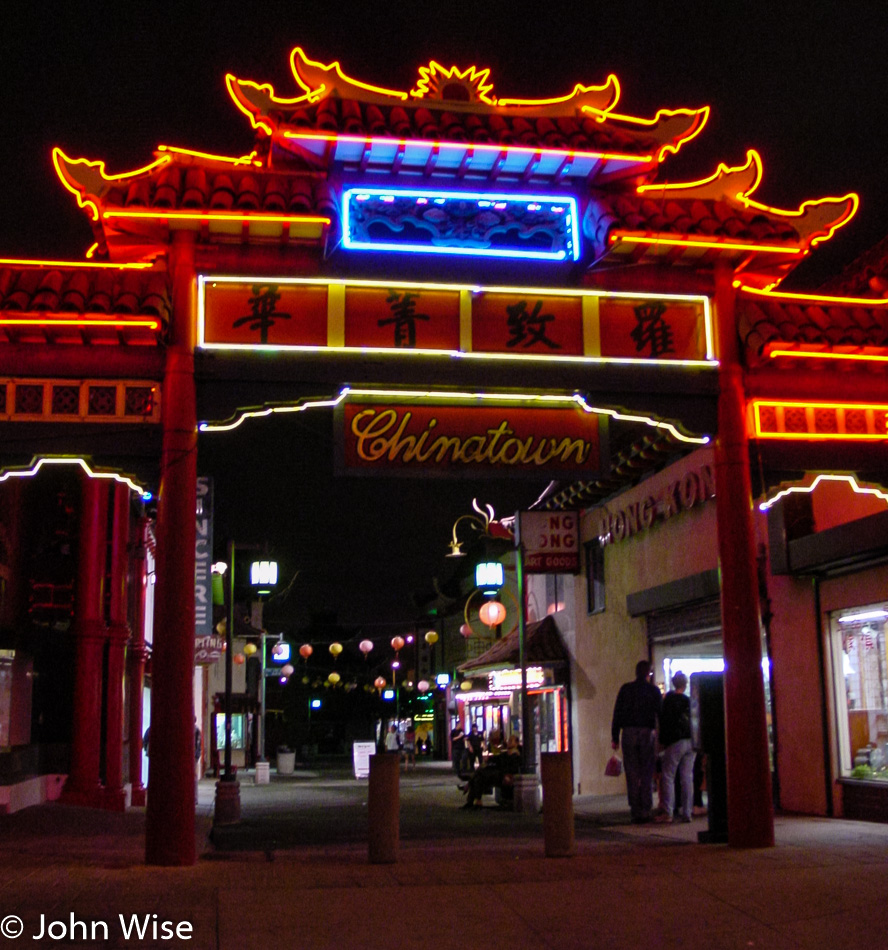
[2,1,887,629]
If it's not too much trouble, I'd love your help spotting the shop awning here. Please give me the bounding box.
[457,615,568,674]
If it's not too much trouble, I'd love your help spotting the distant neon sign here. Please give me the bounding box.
[342,188,580,261]
[488,667,546,692]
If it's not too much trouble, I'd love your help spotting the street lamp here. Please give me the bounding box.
[212,542,276,826]
[445,502,533,775]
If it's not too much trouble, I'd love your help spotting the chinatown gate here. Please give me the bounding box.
[1,48,884,865]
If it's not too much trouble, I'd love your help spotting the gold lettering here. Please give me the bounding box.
[624,502,640,536]
[640,496,656,528]
[349,407,595,469]
[698,463,716,499]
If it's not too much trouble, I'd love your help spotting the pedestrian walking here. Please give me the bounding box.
[611,660,662,823]
[655,672,695,823]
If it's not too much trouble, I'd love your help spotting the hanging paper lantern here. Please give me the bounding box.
[299,644,313,661]
[391,636,405,653]
[328,671,341,685]
[459,623,473,638]
[233,654,245,665]
[301,675,310,685]
[243,643,258,656]
[374,676,387,690]
[479,600,507,628]
[281,664,294,677]
[329,642,343,659]
[424,630,439,645]
[359,639,374,657]
[417,679,430,692]
[460,680,473,691]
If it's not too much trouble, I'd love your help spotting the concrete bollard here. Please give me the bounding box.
[213,778,241,826]
[541,752,575,857]
[368,751,399,864]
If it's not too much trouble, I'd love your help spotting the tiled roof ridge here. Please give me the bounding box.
[583,187,802,260]
[819,233,888,295]
[0,266,170,322]
[266,96,662,149]
[737,294,888,364]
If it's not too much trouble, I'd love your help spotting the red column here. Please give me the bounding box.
[145,232,198,866]
[128,516,149,807]
[713,267,775,848]
[102,482,130,811]
[60,474,109,808]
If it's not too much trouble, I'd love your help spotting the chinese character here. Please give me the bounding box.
[505,299,561,350]
[232,284,291,344]
[379,291,429,348]
[630,302,674,357]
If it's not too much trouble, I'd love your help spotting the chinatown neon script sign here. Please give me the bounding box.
[338,403,603,477]
[598,462,715,545]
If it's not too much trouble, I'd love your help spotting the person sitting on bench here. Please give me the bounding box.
[459,735,521,808]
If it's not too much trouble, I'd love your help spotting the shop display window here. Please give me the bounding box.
[214,712,246,751]
[831,604,888,780]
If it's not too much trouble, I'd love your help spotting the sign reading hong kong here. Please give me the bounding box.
[198,277,713,364]
[337,403,604,477]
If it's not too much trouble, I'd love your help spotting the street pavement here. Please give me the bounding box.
[2,759,888,948]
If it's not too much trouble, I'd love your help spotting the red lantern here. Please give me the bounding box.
[479,600,506,628]
[233,654,245,665]
[299,644,313,661]
[459,623,473,638]
[374,676,387,690]
[391,636,405,653]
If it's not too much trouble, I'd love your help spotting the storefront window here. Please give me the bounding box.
[831,604,888,780]
[214,712,246,751]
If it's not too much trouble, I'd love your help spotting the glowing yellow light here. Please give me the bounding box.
[737,284,888,308]
[52,148,172,222]
[0,316,159,330]
[497,75,620,112]
[759,474,888,513]
[583,106,710,161]
[0,457,149,498]
[410,62,495,103]
[638,149,763,197]
[290,46,409,101]
[751,399,888,441]
[224,75,279,135]
[156,145,262,167]
[0,257,151,270]
[767,348,888,365]
[610,232,804,256]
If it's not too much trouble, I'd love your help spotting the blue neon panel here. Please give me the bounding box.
[342,188,580,262]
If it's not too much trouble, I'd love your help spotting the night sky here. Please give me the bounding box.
[2,2,887,632]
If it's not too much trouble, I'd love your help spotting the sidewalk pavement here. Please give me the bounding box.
[1,761,888,949]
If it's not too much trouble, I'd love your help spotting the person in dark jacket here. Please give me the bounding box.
[656,671,694,823]
[611,660,662,823]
